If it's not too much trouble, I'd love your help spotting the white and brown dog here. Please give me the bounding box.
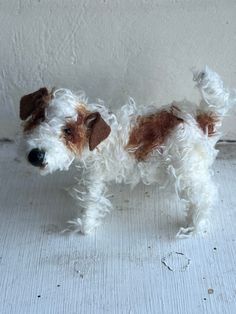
[19,67,235,238]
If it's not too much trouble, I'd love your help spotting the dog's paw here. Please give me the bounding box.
[61,218,83,234]
[176,218,208,239]
[62,217,100,235]
[176,226,195,239]
[80,217,100,234]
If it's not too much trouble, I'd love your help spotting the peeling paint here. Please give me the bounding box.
[161,252,191,272]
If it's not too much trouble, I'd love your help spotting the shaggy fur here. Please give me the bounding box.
[20,67,236,238]
[126,109,183,160]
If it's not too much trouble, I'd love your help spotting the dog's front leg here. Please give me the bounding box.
[68,173,112,234]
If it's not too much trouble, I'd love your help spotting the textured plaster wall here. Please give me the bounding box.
[0,0,236,138]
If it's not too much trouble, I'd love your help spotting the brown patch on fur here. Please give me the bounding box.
[196,112,218,136]
[126,109,183,160]
[62,105,111,153]
[21,88,51,132]
[63,105,89,154]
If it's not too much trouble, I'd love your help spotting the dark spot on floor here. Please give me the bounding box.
[0,138,14,143]
[14,157,21,163]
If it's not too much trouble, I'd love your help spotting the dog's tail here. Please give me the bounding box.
[193,66,236,136]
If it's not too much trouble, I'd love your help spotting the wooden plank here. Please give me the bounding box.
[0,142,235,314]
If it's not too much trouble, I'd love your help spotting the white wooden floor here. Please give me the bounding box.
[0,141,236,314]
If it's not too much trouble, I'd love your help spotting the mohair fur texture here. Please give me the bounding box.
[19,67,236,238]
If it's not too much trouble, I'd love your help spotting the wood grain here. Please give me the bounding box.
[0,142,235,314]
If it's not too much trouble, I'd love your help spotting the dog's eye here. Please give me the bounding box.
[63,127,72,136]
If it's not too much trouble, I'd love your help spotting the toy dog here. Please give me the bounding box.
[19,67,235,238]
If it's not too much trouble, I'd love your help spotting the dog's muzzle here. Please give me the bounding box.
[28,148,45,167]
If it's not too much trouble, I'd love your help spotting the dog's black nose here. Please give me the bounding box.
[28,148,45,167]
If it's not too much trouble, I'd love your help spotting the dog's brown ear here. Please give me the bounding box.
[20,87,51,120]
[85,112,111,151]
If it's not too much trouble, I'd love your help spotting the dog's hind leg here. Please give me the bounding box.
[175,165,217,238]
[165,122,218,238]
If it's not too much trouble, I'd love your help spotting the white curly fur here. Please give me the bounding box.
[21,67,236,238]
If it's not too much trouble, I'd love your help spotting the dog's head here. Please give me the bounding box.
[20,88,111,174]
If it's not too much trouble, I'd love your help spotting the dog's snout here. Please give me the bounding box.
[28,148,45,167]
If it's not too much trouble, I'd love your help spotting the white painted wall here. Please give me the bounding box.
[0,0,236,139]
